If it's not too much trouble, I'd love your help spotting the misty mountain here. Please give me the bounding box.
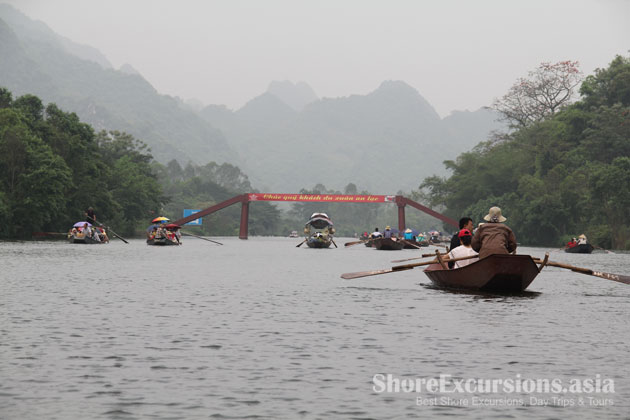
[0,4,236,165]
[267,80,318,111]
[1,4,504,194]
[200,80,504,193]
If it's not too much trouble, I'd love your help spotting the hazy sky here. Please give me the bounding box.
[4,0,629,117]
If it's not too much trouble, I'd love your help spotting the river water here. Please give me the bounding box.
[1,238,628,419]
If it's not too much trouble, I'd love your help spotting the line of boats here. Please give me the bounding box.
[66,212,623,294]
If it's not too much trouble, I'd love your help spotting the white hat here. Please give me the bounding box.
[484,207,507,223]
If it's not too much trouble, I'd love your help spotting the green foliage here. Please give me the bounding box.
[155,160,282,236]
[418,55,630,249]
[0,89,166,237]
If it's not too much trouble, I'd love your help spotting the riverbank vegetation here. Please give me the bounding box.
[419,56,630,249]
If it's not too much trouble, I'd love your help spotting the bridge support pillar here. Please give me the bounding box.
[239,200,249,239]
[397,200,406,234]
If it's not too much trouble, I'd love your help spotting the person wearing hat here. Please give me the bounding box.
[403,228,414,241]
[383,226,392,238]
[577,234,588,245]
[471,207,517,259]
[444,228,479,269]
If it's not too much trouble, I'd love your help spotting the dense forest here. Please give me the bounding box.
[419,56,630,249]
[0,88,163,237]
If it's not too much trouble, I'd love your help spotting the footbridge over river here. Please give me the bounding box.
[172,193,458,239]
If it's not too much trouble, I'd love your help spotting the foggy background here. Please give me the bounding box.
[4,0,629,117]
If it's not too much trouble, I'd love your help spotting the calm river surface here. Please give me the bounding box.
[1,238,629,419]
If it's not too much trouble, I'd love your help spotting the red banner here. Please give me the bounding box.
[248,193,396,203]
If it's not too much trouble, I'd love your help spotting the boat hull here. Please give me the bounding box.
[423,254,540,292]
[372,237,404,250]
[306,238,332,248]
[564,244,594,254]
[147,237,180,246]
[68,234,105,244]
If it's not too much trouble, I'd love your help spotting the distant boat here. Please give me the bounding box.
[289,230,299,238]
[372,237,404,250]
[147,223,181,246]
[302,213,335,249]
[67,222,108,244]
[565,243,594,254]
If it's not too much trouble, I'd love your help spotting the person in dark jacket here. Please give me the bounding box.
[471,207,517,259]
[449,217,473,251]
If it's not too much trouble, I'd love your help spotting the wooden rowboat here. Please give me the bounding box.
[423,254,542,292]
[564,244,594,254]
[372,237,404,251]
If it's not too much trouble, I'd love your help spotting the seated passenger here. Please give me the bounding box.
[445,229,479,269]
[471,207,517,259]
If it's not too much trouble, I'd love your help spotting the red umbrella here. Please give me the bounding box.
[164,223,181,229]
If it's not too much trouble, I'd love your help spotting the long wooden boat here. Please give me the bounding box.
[564,244,594,254]
[372,237,404,250]
[147,236,180,246]
[364,239,374,247]
[302,212,335,249]
[423,254,542,292]
[68,232,106,244]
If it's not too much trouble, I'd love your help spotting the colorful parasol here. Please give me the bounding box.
[151,216,170,223]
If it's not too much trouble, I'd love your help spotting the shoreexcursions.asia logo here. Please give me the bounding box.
[372,373,615,394]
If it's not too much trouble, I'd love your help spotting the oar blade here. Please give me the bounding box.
[341,269,395,279]
[593,271,630,285]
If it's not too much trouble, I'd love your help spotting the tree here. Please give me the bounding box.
[580,55,630,108]
[588,157,630,249]
[493,61,583,128]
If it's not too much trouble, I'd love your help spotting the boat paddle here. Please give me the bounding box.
[181,231,223,245]
[532,258,630,285]
[331,238,338,248]
[344,239,367,247]
[593,245,614,254]
[391,252,448,263]
[296,238,308,247]
[341,254,479,280]
[86,216,129,244]
[400,239,423,249]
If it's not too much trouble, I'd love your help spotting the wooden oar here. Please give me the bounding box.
[331,238,338,248]
[344,239,367,247]
[32,232,67,238]
[87,216,128,244]
[181,231,223,245]
[532,258,630,285]
[593,245,614,254]
[391,253,446,263]
[341,254,479,280]
[401,239,422,249]
[296,238,308,247]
